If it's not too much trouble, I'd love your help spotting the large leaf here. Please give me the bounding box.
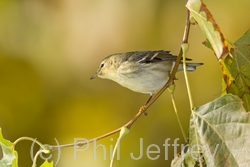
[172,94,250,166]
[186,0,229,59]
[221,29,250,111]
[0,128,18,167]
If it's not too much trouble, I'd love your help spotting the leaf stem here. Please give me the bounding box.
[14,137,45,150]
[110,127,129,167]
[170,93,187,141]
[182,43,194,108]
[32,149,46,167]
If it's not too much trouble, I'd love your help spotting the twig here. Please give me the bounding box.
[50,107,150,151]
[14,137,46,150]
[50,128,121,151]
[50,5,192,152]
[139,8,191,113]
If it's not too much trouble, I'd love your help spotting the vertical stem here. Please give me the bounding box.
[182,44,194,109]
[170,93,187,141]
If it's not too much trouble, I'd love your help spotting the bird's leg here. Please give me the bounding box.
[145,95,153,105]
[139,95,153,116]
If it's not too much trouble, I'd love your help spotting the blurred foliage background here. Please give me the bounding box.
[0,0,249,166]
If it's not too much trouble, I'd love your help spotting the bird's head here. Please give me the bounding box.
[90,55,119,80]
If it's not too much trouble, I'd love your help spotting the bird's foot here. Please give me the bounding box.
[169,75,178,81]
[139,105,148,116]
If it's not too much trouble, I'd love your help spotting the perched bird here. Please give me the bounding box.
[91,50,203,102]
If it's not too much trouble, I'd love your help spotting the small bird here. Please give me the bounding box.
[91,50,203,103]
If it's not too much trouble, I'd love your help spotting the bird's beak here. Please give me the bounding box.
[90,73,97,80]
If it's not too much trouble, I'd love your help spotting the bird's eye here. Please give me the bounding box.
[100,63,104,68]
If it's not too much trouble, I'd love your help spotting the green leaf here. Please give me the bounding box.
[39,160,53,167]
[179,94,250,166]
[221,29,250,111]
[0,128,18,167]
[171,152,184,167]
[186,0,229,59]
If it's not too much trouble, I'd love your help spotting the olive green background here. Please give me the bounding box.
[0,0,249,166]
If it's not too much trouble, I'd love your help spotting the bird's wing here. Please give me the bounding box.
[120,50,192,64]
[124,50,192,64]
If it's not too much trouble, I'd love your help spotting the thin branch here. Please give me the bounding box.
[14,137,45,150]
[50,128,121,151]
[139,9,191,113]
[50,6,192,152]
[50,106,147,151]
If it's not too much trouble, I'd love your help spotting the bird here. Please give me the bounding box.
[90,50,203,106]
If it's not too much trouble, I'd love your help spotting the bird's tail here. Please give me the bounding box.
[186,63,204,71]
